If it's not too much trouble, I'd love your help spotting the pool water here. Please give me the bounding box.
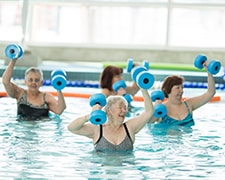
[0,88,225,179]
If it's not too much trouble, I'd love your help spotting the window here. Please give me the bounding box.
[0,0,225,48]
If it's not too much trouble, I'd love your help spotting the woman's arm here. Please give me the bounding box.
[2,60,23,99]
[46,91,66,115]
[187,72,216,111]
[126,82,140,96]
[127,89,154,134]
[67,113,96,139]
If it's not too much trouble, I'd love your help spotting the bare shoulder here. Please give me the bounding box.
[101,88,112,97]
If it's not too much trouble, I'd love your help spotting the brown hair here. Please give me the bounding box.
[100,65,123,91]
[161,75,184,98]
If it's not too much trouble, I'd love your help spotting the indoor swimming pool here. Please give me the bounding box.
[0,87,225,179]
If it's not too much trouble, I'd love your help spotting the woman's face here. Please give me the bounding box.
[169,84,183,100]
[25,72,43,92]
[109,100,127,122]
[112,74,122,84]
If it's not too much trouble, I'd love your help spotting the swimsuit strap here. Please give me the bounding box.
[95,123,132,145]
[43,93,46,102]
[95,125,103,145]
[123,123,132,142]
[184,101,190,113]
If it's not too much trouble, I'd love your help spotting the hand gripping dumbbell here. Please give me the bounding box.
[127,58,150,73]
[131,65,154,90]
[151,90,167,118]
[89,93,107,125]
[5,43,24,59]
[194,54,221,75]
[112,80,133,104]
[51,70,67,91]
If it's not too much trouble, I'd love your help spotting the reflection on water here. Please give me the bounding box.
[0,96,225,179]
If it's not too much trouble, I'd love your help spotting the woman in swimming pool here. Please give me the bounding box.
[100,65,139,98]
[2,59,66,120]
[67,89,153,152]
[148,66,216,126]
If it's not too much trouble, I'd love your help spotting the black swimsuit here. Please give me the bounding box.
[17,92,49,120]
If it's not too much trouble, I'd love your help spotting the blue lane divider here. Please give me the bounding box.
[43,80,100,88]
[12,78,225,90]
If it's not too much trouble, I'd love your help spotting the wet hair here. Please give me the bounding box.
[25,67,43,81]
[104,95,128,112]
[100,65,123,91]
[161,75,184,98]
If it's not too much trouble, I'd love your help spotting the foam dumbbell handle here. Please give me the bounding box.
[151,90,166,117]
[207,60,221,75]
[154,104,167,118]
[123,94,133,105]
[136,71,155,89]
[151,90,165,102]
[89,93,107,125]
[194,54,207,69]
[112,80,127,92]
[89,93,106,107]
[90,110,107,125]
[5,44,24,59]
[51,75,67,90]
[143,60,150,70]
[131,66,147,82]
[127,58,134,73]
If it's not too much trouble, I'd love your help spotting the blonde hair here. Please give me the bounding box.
[25,67,43,81]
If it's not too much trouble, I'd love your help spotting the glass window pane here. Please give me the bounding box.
[90,6,167,45]
[31,4,87,43]
[0,1,22,41]
[31,4,167,46]
[170,8,225,48]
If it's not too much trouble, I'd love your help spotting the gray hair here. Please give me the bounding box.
[25,67,43,81]
[104,95,128,112]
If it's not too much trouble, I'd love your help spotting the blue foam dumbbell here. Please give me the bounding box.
[131,66,154,89]
[112,80,133,104]
[127,58,150,73]
[151,90,167,118]
[89,93,107,125]
[5,44,24,59]
[194,54,221,75]
[51,70,67,91]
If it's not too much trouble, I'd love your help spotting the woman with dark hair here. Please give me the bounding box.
[100,65,139,98]
[148,69,216,126]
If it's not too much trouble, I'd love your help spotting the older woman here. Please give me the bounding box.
[2,59,66,120]
[68,89,153,152]
[148,70,216,126]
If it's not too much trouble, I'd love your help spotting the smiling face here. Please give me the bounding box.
[168,84,183,101]
[104,95,128,123]
[24,68,43,92]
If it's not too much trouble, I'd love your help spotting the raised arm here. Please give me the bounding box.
[126,82,140,96]
[187,72,216,111]
[2,60,23,99]
[46,90,66,115]
[67,105,100,139]
[127,89,154,134]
